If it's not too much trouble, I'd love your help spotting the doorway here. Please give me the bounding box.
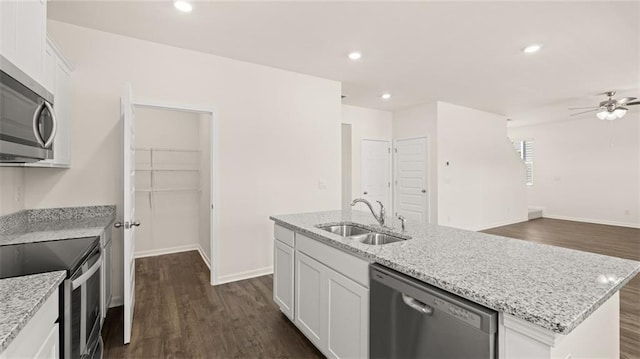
[394,137,429,224]
[132,101,219,286]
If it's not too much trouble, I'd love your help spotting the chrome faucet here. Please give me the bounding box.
[351,198,386,227]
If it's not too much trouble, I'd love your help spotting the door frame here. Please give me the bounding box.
[133,99,220,285]
[360,138,393,216]
[393,136,430,224]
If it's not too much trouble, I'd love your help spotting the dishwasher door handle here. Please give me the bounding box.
[402,293,434,315]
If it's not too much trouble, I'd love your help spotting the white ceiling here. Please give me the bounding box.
[48,1,640,126]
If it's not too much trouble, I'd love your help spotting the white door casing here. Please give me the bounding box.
[121,83,137,344]
[360,139,391,210]
[394,137,429,224]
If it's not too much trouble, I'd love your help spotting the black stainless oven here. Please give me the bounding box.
[64,242,103,359]
[0,55,56,162]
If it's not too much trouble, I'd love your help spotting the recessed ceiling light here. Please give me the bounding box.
[348,52,362,61]
[381,93,391,100]
[174,0,193,12]
[522,44,542,54]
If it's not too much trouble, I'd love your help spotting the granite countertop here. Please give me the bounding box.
[0,271,66,353]
[270,210,640,335]
[0,205,116,246]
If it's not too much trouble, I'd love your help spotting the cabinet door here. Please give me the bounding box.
[0,0,17,62]
[273,239,294,319]
[326,269,369,359]
[295,251,327,350]
[15,0,45,84]
[34,325,60,359]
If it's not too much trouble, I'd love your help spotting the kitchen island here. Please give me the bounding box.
[270,210,640,358]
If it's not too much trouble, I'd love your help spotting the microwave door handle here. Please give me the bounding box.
[71,251,103,290]
[32,102,46,147]
[42,101,57,148]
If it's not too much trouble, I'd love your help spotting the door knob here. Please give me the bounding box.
[114,222,123,228]
[421,189,426,193]
[131,221,141,227]
[363,191,368,195]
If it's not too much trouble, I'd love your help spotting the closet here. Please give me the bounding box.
[133,107,211,264]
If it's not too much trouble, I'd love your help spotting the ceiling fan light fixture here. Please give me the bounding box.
[613,107,628,119]
[596,110,608,120]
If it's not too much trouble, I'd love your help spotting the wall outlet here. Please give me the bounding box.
[14,185,23,204]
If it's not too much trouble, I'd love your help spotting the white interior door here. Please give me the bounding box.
[360,139,391,210]
[120,83,138,344]
[394,137,429,224]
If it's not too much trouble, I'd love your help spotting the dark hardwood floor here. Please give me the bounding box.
[483,218,640,359]
[101,251,323,358]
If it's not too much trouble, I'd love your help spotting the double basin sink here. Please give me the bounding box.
[317,223,409,245]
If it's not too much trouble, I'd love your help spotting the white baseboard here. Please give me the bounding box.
[216,266,273,286]
[196,245,211,270]
[134,244,200,258]
[542,214,640,229]
[109,295,123,308]
[475,217,529,231]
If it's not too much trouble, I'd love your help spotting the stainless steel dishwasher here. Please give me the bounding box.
[370,264,498,358]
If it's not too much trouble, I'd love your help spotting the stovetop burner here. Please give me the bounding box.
[0,236,100,279]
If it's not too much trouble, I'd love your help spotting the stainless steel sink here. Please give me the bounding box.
[318,224,370,237]
[352,232,406,245]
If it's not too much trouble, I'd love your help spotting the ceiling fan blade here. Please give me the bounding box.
[617,97,637,104]
[568,107,598,110]
[625,101,640,106]
[570,109,600,116]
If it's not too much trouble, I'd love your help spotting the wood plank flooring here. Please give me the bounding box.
[101,251,323,358]
[483,218,640,359]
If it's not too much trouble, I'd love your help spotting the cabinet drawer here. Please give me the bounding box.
[296,233,370,288]
[274,224,295,247]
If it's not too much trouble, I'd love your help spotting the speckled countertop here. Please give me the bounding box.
[0,271,66,353]
[270,210,640,335]
[0,205,116,246]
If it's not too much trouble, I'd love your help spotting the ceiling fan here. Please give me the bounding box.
[569,91,639,120]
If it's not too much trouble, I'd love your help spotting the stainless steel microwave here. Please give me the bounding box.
[0,55,56,163]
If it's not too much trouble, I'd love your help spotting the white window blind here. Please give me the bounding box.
[513,140,534,185]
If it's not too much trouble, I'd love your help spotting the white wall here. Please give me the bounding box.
[392,102,438,223]
[437,102,527,230]
[508,114,640,228]
[341,105,392,203]
[23,20,341,300]
[133,107,202,257]
[0,167,25,216]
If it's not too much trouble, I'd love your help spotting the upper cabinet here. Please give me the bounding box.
[0,0,47,86]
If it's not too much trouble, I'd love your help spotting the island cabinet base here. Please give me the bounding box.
[500,292,619,359]
[273,224,369,359]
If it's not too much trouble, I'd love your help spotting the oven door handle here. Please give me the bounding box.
[72,251,103,290]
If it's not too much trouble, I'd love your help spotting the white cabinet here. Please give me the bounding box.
[101,227,113,322]
[326,269,368,359]
[0,287,59,359]
[295,251,327,349]
[0,0,47,86]
[275,227,370,359]
[27,38,73,168]
[273,239,294,320]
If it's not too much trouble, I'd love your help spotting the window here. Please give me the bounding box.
[512,139,534,185]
